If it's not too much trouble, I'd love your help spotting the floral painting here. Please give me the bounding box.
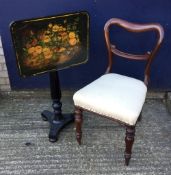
[10,12,89,77]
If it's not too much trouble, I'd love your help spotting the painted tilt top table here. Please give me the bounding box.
[10,11,89,142]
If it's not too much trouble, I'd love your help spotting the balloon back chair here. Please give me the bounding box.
[73,18,164,165]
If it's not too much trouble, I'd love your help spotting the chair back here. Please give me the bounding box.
[104,18,164,85]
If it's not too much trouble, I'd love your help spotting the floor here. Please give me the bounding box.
[0,90,171,175]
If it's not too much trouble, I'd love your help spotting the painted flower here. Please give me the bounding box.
[43,35,51,43]
[46,30,51,35]
[35,45,42,54]
[69,32,76,39]
[63,27,66,31]
[28,47,35,54]
[48,23,53,28]
[60,32,67,37]
[60,32,68,41]
[59,54,69,64]
[69,38,77,46]
[57,36,62,40]
[31,39,38,46]
[43,47,53,59]
[52,25,59,32]
[32,51,39,58]
[58,47,66,52]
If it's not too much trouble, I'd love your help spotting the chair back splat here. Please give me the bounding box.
[104,18,164,85]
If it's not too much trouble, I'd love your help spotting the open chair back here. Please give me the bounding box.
[104,18,164,85]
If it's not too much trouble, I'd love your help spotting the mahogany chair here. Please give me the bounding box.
[73,18,164,165]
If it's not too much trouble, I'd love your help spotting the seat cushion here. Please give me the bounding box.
[73,73,147,125]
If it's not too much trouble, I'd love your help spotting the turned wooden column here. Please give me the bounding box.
[75,107,83,145]
[49,71,63,121]
[124,126,135,166]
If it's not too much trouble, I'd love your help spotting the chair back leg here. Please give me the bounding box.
[124,126,135,166]
[75,107,83,145]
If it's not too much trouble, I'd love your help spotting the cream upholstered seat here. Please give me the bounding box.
[73,18,164,166]
[73,73,147,126]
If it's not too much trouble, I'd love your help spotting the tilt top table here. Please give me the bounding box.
[10,12,89,142]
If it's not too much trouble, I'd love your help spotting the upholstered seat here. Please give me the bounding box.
[73,18,164,166]
[73,73,147,125]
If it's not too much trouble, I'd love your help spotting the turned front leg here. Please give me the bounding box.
[75,107,83,145]
[124,126,135,166]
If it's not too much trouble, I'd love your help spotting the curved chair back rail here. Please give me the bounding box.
[104,18,164,85]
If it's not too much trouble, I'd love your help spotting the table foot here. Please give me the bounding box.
[41,110,74,142]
